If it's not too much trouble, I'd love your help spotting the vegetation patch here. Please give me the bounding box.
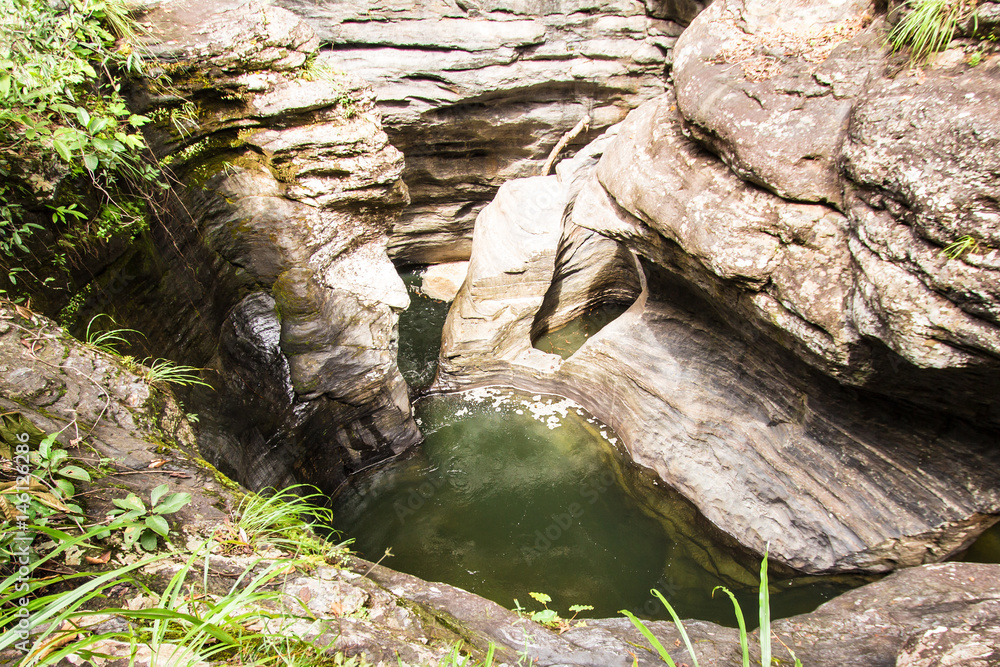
[890,0,979,64]
[0,0,166,297]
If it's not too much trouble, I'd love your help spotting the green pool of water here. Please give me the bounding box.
[331,388,864,625]
[397,269,451,390]
[533,303,632,360]
[961,520,1000,563]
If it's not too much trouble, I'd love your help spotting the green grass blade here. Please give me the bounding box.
[651,589,701,667]
[713,586,750,667]
[99,607,238,644]
[759,551,771,667]
[619,608,677,667]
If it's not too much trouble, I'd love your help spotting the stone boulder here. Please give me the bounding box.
[278,0,683,264]
[645,0,1000,425]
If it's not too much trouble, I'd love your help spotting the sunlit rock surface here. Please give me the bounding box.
[670,0,1000,425]
[278,0,681,264]
[437,125,1000,574]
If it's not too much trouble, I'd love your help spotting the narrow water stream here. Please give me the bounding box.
[397,269,451,390]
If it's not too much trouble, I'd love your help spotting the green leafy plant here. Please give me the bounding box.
[103,483,191,551]
[890,0,977,64]
[620,552,802,667]
[0,533,335,667]
[0,0,165,291]
[141,357,212,388]
[0,523,169,661]
[434,641,497,667]
[84,313,141,354]
[940,234,981,259]
[0,417,85,531]
[31,430,90,512]
[517,592,593,634]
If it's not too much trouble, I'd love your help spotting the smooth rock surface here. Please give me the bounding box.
[419,261,470,302]
[278,0,681,264]
[436,129,1000,574]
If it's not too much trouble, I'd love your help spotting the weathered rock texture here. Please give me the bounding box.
[74,0,420,494]
[437,122,1000,574]
[277,0,683,264]
[436,0,1000,571]
[4,306,1000,666]
[670,0,1000,424]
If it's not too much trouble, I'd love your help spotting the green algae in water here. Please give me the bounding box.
[960,520,1000,563]
[533,303,631,360]
[331,388,864,625]
[397,269,451,389]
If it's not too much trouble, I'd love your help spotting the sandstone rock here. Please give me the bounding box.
[842,62,1000,385]
[436,128,1000,574]
[278,0,681,264]
[419,262,470,302]
[80,0,421,493]
[668,0,1000,424]
[673,0,880,205]
[363,558,1000,667]
[596,92,861,377]
[4,306,999,667]
[896,623,1000,667]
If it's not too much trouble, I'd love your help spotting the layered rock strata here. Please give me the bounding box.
[436,119,1000,574]
[79,0,420,492]
[278,0,683,264]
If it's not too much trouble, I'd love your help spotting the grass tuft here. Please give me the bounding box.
[890,0,976,64]
[620,551,802,667]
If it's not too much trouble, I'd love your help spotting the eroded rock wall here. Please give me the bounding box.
[437,96,1000,574]
[278,0,681,264]
[78,0,420,493]
[669,0,1000,424]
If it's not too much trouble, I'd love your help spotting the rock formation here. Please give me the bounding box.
[4,305,998,667]
[278,0,683,264]
[73,0,420,493]
[437,81,1000,573]
[671,0,1000,423]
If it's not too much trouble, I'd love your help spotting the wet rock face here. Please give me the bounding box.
[81,0,420,493]
[666,0,1000,425]
[277,0,681,264]
[437,126,1000,574]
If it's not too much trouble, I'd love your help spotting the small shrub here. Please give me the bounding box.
[102,483,191,551]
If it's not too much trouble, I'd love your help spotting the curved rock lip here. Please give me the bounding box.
[435,128,1000,575]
